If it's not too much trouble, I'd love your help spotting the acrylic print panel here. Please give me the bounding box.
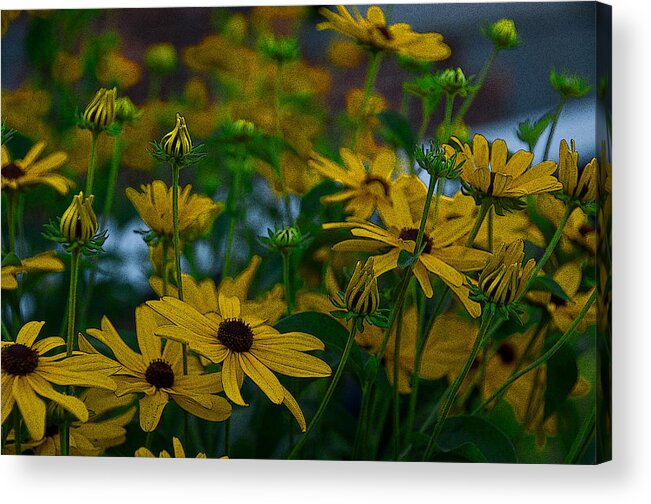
[0,2,611,464]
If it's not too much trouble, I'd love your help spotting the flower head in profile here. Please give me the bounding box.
[309,148,413,220]
[1,321,119,441]
[549,69,591,99]
[83,305,232,432]
[81,87,117,133]
[2,141,73,195]
[448,134,562,215]
[484,18,520,50]
[147,293,331,420]
[555,139,597,211]
[136,437,207,458]
[126,180,224,242]
[324,193,490,317]
[59,191,98,244]
[1,251,64,290]
[318,5,451,61]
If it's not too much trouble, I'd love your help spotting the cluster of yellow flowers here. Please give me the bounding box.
[1,5,609,462]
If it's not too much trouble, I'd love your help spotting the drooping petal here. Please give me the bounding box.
[238,353,285,404]
[13,377,46,440]
[221,352,247,406]
[139,391,169,432]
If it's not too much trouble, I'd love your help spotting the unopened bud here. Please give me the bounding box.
[60,192,98,244]
[82,87,117,132]
[344,257,379,317]
[161,113,193,161]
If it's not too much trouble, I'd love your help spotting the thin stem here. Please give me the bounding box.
[522,204,573,298]
[488,206,494,252]
[273,62,292,223]
[473,289,596,414]
[13,410,22,455]
[353,382,372,459]
[465,201,491,247]
[391,302,405,460]
[85,132,99,196]
[423,309,495,460]
[543,97,567,161]
[161,239,169,296]
[417,98,432,142]
[440,93,455,144]
[288,323,358,459]
[222,169,241,278]
[353,51,383,149]
[565,404,596,464]
[7,191,17,253]
[224,418,231,458]
[453,47,499,126]
[282,250,294,316]
[101,133,123,223]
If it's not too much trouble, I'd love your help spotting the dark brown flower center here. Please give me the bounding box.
[398,227,433,254]
[2,163,25,180]
[374,25,393,40]
[218,318,253,353]
[145,359,175,389]
[550,294,568,307]
[496,343,516,365]
[486,171,497,195]
[364,175,390,196]
[1,344,39,376]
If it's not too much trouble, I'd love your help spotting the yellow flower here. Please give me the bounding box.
[324,194,489,317]
[1,321,119,441]
[147,293,331,413]
[1,141,73,195]
[1,251,64,290]
[126,179,224,239]
[82,87,117,132]
[557,139,597,204]
[327,39,366,68]
[317,5,451,61]
[476,239,535,306]
[9,388,136,456]
[161,112,193,161]
[149,255,286,325]
[59,191,98,244]
[537,194,596,255]
[309,148,413,220]
[449,134,562,212]
[343,257,380,317]
[84,305,232,432]
[136,436,207,458]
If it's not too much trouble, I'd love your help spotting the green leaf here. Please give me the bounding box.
[1,252,22,268]
[517,112,552,151]
[378,110,417,154]
[544,332,578,419]
[529,275,572,302]
[397,249,417,269]
[434,415,518,463]
[274,311,365,380]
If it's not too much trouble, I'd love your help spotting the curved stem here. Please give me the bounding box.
[423,309,495,460]
[288,323,358,459]
[473,289,596,414]
[543,97,567,161]
[453,47,499,126]
[85,132,99,196]
[466,201,491,247]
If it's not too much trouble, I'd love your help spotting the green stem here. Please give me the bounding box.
[522,204,572,297]
[353,51,383,149]
[161,239,169,296]
[423,309,495,460]
[465,201,491,247]
[85,132,99,196]
[453,47,499,126]
[288,323,358,459]
[417,98,432,142]
[273,62,292,224]
[440,93,455,143]
[224,418,231,458]
[487,206,494,252]
[282,250,294,316]
[13,410,22,455]
[391,302,405,460]
[101,133,123,222]
[222,169,241,278]
[543,97,567,161]
[353,382,372,459]
[7,191,17,253]
[565,404,596,464]
[473,290,596,414]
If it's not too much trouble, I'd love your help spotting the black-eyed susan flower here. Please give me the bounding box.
[135,437,207,458]
[1,321,119,441]
[556,139,597,210]
[147,293,332,408]
[317,5,451,61]
[81,87,117,133]
[1,251,64,290]
[472,239,536,317]
[59,191,98,245]
[310,147,417,220]
[324,194,490,317]
[449,134,562,214]
[126,180,224,241]
[1,141,73,195]
[83,305,232,432]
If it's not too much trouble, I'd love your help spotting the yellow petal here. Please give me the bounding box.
[139,391,169,432]
[28,373,88,422]
[238,353,285,404]
[13,376,46,440]
[222,352,248,406]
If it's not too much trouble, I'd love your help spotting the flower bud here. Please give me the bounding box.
[115,96,142,125]
[435,67,469,96]
[82,87,117,132]
[258,35,300,64]
[344,257,380,317]
[269,225,303,249]
[485,19,519,50]
[145,43,177,75]
[161,113,193,161]
[477,239,535,306]
[549,69,591,98]
[60,191,98,244]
